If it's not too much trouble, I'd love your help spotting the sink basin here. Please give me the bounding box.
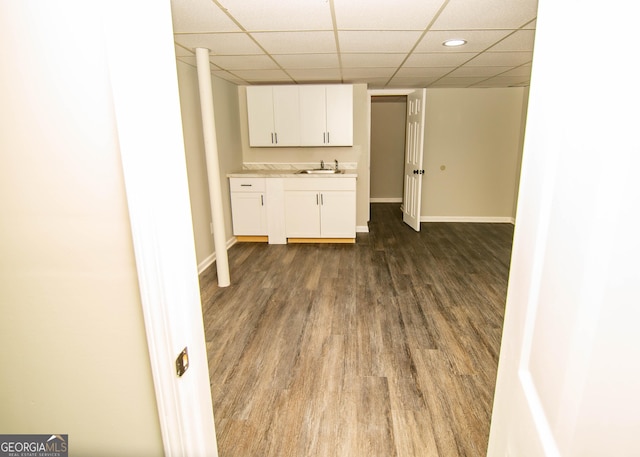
[297,169,343,174]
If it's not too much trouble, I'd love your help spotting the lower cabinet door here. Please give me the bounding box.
[231,192,267,235]
[284,191,321,237]
[319,191,356,238]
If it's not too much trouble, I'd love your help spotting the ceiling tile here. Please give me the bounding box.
[170,0,240,33]
[177,56,197,66]
[395,67,455,78]
[273,54,340,69]
[232,69,294,83]
[210,55,279,70]
[489,30,536,51]
[448,65,513,77]
[212,70,249,85]
[360,77,394,88]
[430,76,489,87]
[388,76,440,87]
[341,53,407,68]
[174,33,262,55]
[465,51,533,66]
[415,30,512,53]
[287,68,343,82]
[333,0,444,31]
[500,65,532,77]
[174,43,192,57]
[252,31,336,54]
[404,52,476,67]
[432,0,538,30]
[216,0,333,31]
[474,75,531,87]
[339,31,423,53]
[343,68,396,79]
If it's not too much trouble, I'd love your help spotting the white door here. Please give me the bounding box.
[104,3,218,455]
[488,1,640,455]
[402,89,426,231]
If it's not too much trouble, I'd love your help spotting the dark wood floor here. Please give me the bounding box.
[200,203,514,457]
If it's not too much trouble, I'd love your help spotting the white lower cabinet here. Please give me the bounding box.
[229,178,267,236]
[284,178,356,239]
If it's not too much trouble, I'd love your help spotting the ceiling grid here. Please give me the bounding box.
[171,0,538,88]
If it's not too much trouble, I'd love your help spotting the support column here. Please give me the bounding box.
[195,47,230,287]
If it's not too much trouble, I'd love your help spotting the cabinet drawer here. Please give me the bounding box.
[230,177,266,192]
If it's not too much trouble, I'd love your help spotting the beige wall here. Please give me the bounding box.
[422,87,528,220]
[370,97,406,200]
[0,2,163,454]
[238,84,371,229]
[177,61,243,269]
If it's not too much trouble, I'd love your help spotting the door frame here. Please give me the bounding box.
[367,88,416,222]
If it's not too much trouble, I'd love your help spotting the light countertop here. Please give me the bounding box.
[227,169,357,178]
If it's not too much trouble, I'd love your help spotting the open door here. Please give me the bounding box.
[402,89,426,231]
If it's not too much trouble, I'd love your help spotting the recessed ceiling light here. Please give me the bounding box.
[442,39,467,47]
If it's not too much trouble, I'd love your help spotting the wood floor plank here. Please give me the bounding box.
[200,203,514,457]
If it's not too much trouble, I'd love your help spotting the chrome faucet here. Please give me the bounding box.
[320,160,325,169]
[335,159,339,170]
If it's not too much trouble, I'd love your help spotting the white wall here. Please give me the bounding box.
[370,97,406,201]
[177,60,243,270]
[422,88,527,221]
[0,2,163,454]
[488,0,640,455]
[177,61,242,271]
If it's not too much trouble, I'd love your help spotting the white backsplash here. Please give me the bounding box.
[243,162,357,171]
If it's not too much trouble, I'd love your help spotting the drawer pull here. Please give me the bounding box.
[241,184,252,187]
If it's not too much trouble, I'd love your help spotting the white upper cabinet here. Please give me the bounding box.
[246,85,352,147]
[300,85,353,146]
[325,85,353,146]
[246,86,300,147]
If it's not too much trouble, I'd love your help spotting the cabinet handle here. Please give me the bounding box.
[275,132,278,144]
[316,194,319,205]
[271,133,274,144]
[240,184,252,187]
[327,132,330,143]
[321,193,324,205]
[323,132,326,144]
[261,194,264,206]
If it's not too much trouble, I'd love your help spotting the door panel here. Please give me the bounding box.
[402,89,426,231]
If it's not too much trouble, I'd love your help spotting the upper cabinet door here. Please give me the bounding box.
[325,85,353,146]
[272,86,300,147]
[246,84,352,147]
[300,85,353,147]
[246,86,300,147]
[299,86,328,146]
[246,86,276,147]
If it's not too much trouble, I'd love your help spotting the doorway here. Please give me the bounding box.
[370,95,407,203]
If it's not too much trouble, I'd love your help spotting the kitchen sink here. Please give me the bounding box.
[296,169,343,174]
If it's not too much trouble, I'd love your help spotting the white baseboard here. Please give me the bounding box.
[421,216,515,224]
[370,197,403,203]
[356,225,369,233]
[197,237,238,274]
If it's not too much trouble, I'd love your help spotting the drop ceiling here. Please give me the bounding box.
[171,0,538,88]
